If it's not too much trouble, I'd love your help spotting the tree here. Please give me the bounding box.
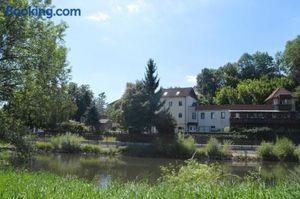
[143,59,164,132]
[85,104,100,131]
[213,86,238,105]
[68,83,93,122]
[121,82,148,134]
[106,100,123,125]
[283,35,300,87]
[196,68,220,104]
[154,109,176,137]
[0,0,75,156]
[95,92,107,118]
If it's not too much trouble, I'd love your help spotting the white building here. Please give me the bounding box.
[161,87,198,133]
[162,87,299,133]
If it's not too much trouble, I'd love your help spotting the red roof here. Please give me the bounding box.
[264,87,293,102]
[196,104,273,111]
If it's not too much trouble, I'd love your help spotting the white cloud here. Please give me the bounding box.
[126,0,145,13]
[185,75,197,83]
[86,12,110,22]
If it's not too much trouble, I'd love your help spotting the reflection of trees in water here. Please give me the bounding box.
[30,155,300,184]
[258,162,300,180]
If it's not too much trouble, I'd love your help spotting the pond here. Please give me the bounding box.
[25,154,300,187]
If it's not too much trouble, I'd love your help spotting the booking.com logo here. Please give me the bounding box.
[5,5,81,18]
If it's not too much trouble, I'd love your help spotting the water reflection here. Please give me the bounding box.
[27,154,300,186]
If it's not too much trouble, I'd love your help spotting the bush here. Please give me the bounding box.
[205,137,222,157]
[172,133,196,157]
[51,133,85,153]
[257,142,276,160]
[204,138,232,158]
[273,137,296,161]
[35,142,52,151]
[240,127,275,142]
[257,138,297,161]
[60,120,89,134]
[80,144,102,153]
[294,145,300,161]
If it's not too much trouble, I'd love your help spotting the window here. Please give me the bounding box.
[221,112,225,119]
[200,112,205,119]
[179,101,182,106]
[192,112,196,120]
[211,112,215,119]
[189,126,193,131]
[178,113,182,118]
[176,91,180,95]
[163,92,168,96]
[169,101,172,107]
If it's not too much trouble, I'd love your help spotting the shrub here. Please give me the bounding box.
[205,137,222,157]
[221,140,232,157]
[51,133,85,153]
[257,141,276,160]
[60,120,89,134]
[35,142,52,151]
[240,127,275,141]
[172,133,196,157]
[273,137,296,161]
[160,159,222,184]
[80,144,101,153]
[224,126,230,133]
[294,145,300,161]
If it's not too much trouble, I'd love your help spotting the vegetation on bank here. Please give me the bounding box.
[257,137,299,161]
[1,160,300,199]
[35,133,122,155]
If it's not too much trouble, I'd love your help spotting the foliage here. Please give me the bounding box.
[214,77,287,105]
[294,145,300,160]
[240,127,274,141]
[85,104,100,130]
[283,35,300,86]
[0,110,32,159]
[205,137,222,156]
[204,137,231,157]
[51,133,84,153]
[273,137,296,161]
[121,81,148,134]
[67,83,94,122]
[80,144,102,153]
[143,59,165,131]
[160,159,222,184]
[2,164,300,198]
[35,142,52,151]
[60,120,89,134]
[95,92,107,118]
[257,138,297,161]
[257,142,276,160]
[154,109,176,137]
[197,51,287,104]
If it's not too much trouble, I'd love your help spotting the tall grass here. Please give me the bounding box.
[1,160,300,198]
[51,133,85,153]
[257,137,298,161]
[204,137,232,158]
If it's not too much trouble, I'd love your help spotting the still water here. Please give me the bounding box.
[26,154,300,186]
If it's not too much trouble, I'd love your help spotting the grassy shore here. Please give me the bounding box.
[1,160,300,198]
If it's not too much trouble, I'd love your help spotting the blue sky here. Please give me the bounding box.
[52,0,300,103]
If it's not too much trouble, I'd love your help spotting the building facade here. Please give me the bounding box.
[161,87,198,132]
[162,87,299,133]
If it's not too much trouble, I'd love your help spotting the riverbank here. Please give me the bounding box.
[1,159,299,199]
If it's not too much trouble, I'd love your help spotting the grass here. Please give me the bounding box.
[257,138,298,161]
[203,137,232,158]
[1,160,300,198]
